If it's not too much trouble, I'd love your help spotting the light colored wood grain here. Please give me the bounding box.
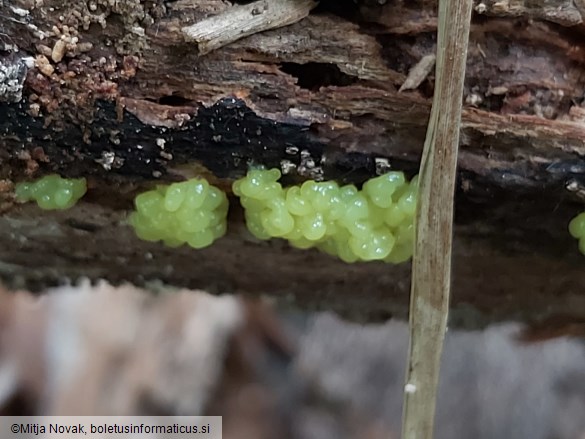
[182,0,317,55]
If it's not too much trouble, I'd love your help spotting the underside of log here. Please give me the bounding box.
[1,0,584,324]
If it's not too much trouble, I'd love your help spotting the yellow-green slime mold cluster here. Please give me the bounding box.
[15,174,87,210]
[129,179,229,249]
[569,212,585,255]
[233,168,418,263]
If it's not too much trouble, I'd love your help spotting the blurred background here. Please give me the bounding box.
[1,281,584,439]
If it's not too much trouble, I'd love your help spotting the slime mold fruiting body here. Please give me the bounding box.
[569,212,585,255]
[15,174,87,210]
[233,168,418,263]
[129,178,228,249]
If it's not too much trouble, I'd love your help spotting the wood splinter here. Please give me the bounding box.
[399,54,436,92]
[182,0,318,55]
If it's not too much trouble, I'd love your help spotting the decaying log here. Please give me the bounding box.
[0,0,584,324]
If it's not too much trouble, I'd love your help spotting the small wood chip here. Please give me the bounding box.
[35,54,54,76]
[399,54,436,92]
[51,39,67,63]
[182,0,318,55]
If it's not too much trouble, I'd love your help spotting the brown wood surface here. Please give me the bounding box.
[1,0,584,324]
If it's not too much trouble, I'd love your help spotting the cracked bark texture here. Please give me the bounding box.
[0,0,584,324]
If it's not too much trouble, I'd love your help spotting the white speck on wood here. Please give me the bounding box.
[10,6,30,17]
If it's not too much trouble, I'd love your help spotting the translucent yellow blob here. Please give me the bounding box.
[569,212,585,255]
[234,169,418,263]
[130,178,228,249]
[15,174,87,210]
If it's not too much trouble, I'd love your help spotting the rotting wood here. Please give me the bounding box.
[182,0,318,55]
[359,0,583,29]
[0,0,584,325]
[402,0,472,437]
